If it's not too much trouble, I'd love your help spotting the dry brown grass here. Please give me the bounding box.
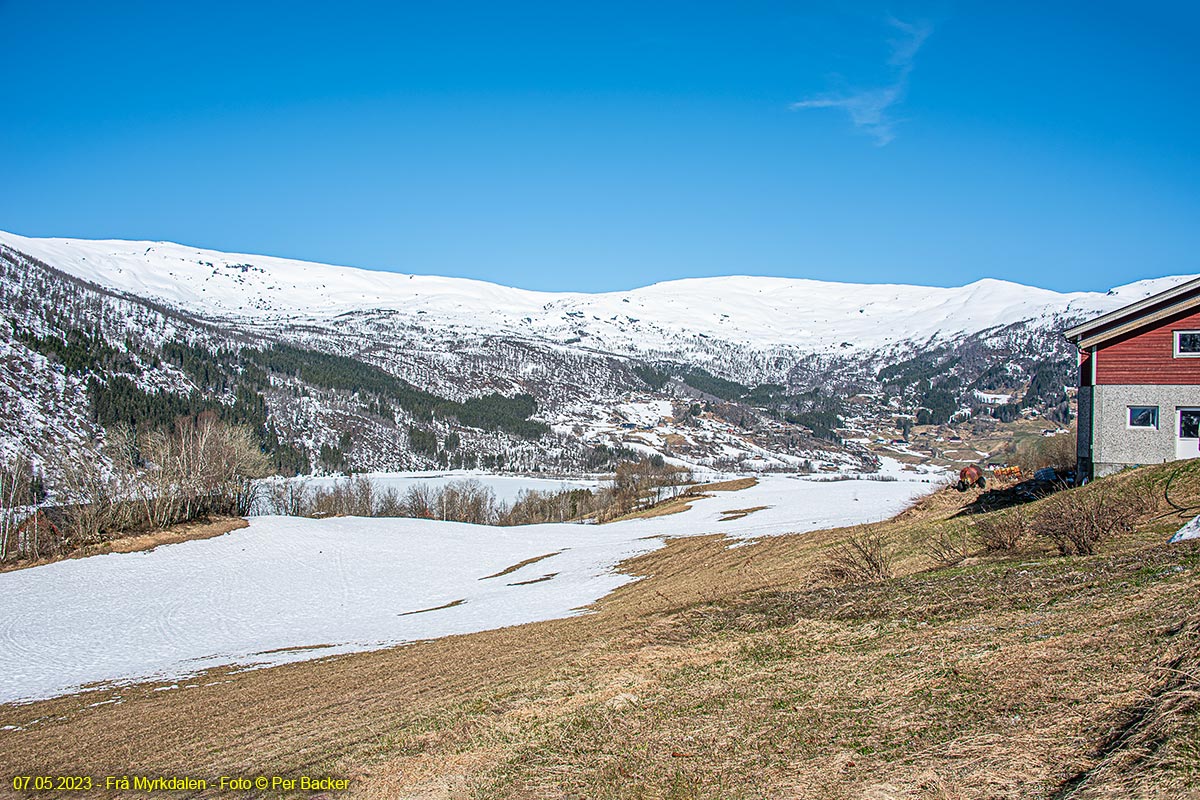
[479,551,561,580]
[818,526,895,583]
[604,493,712,521]
[0,516,247,573]
[719,505,768,522]
[603,477,761,523]
[398,599,467,616]
[973,505,1033,552]
[3,466,1200,799]
[696,477,759,493]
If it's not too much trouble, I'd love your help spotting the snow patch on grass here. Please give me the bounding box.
[0,465,936,704]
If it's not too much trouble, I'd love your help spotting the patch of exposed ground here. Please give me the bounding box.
[719,505,768,522]
[506,573,558,586]
[606,494,713,521]
[257,644,338,655]
[479,552,562,580]
[3,466,1200,799]
[698,477,759,493]
[605,477,760,523]
[398,599,467,617]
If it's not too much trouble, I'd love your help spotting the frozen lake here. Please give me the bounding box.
[259,470,604,507]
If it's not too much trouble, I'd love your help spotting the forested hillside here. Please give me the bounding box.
[0,234,1160,489]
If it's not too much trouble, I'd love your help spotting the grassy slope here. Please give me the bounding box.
[3,466,1200,798]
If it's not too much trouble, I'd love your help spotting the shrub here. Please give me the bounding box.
[501,488,599,525]
[925,526,971,567]
[820,528,893,583]
[258,459,689,526]
[262,478,310,516]
[136,413,271,526]
[45,435,128,548]
[1030,485,1136,556]
[437,479,500,524]
[375,487,404,517]
[973,507,1032,552]
[307,475,377,517]
[400,483,438,519]
[1012,430,1076,474]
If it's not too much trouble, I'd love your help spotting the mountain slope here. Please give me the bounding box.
[0,229,1193,479]
[0,230,1186,356]
[0,241,858,477]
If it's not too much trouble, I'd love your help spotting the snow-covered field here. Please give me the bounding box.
[0,466,939,705]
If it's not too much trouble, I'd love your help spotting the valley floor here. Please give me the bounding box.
[2,463,1199,798]
[0,470,932,705]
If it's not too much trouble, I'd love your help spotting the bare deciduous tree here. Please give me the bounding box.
[137,413,270,528]
[0,452,35,561]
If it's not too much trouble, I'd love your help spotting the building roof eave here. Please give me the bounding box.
[1069,292,1200,350]
[1064,276,1200,347]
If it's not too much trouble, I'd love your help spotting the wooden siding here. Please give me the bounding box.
[1073,288,1200,346]
[1079,349,1093,387]
[1095,305,1200,384]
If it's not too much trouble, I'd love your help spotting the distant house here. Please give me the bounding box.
[1065,277,1200,479]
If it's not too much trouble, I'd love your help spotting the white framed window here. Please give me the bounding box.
[1181,409,1200,440]
[1175,331,1200,357]
[1128,406,1159,429]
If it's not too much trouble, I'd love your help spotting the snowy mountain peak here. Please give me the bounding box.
[0,230,1193,356]
[2,227,1196,481]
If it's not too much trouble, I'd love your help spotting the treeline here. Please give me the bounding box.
[257,458,693,526]
[583,443,644,470]
[244,345,548,439]
[678,367,749,401]
[18,324,310,474]
[630,361,750,402]
[631,363,670,391]
[246,343,443,421]
[87,376,309,475]
[631,361,848,441]
[455,393,547,438]
[876,350,966,426]
[24,323,550,476]
[914,386,959,425]
[27,322,553,445]
[627,348,1068,439]
[0,416,268,563]
[784,408,842,443]
[259,477,575,525]
[17,327,134,375]
[1022,360,1071,408]
[158,340,238,392]
[877,348,955,387]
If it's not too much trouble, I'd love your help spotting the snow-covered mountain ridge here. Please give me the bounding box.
[0,230,1186,356]
[0,229,1193,478]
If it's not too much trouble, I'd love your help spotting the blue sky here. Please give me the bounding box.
[1,1,1198,293]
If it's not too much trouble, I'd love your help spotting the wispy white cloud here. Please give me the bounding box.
[791,17,931,146]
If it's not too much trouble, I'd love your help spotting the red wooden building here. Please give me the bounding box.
[1065,277,1200,479]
